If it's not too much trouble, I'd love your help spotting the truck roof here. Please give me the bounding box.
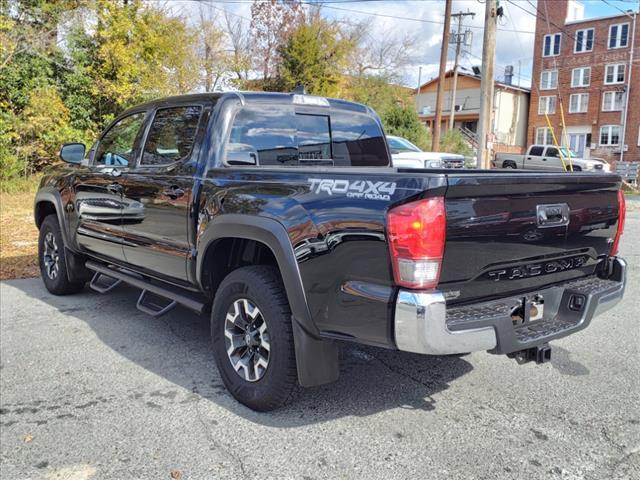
[120,91,373,117]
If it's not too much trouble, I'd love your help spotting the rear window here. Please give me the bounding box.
[529,146,544,156]
[225,105,389,167]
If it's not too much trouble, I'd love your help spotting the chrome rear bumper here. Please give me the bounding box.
[394,257,626,356]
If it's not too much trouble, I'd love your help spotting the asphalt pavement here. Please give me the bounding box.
[1,211,639,480]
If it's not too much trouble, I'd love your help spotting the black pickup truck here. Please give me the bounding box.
[34,92,627,411]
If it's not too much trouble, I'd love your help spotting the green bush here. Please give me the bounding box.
[381,105,431,151]
[440,129,472,157]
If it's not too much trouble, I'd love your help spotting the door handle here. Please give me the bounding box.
[106,183,123,195]
[162,185,185,199]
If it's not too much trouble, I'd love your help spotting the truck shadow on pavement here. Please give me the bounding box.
[12,279,475,427]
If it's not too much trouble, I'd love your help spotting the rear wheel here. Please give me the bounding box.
[211,265,298,411]
[38,215,86,295]
[502,161,517,169]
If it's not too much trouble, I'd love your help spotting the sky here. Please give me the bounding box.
[167,0,640,90]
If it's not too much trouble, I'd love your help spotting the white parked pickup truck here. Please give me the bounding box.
[387,135,465,169]
[496,145,610,172]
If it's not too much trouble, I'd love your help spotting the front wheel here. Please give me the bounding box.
[211,266,299,411]
[38,215,86,295]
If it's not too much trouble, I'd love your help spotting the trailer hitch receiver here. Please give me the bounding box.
[508,344,552,365]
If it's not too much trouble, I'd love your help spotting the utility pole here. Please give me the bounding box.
[477,0,498,169]
[620,10,636,162]
[449,10,475,130]
[432,0,453,151]
[415,66,423,111]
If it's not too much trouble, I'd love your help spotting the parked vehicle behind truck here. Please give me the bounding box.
[35,92,627,411]
[387,135,465,169]
[496,145,610,172]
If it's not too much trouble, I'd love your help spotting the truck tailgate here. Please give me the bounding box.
[440,172,622,304]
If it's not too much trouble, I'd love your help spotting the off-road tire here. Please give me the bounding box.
[211,265,299,411]
[38,215,86,295]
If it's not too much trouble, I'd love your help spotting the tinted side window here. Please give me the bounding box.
[141,106,202,166]
[546,147,559,157]
[331,111,389,166]
[529,146,544,156]
[296,114,331,161]
[94,113,146,166]
[227,107,297,165]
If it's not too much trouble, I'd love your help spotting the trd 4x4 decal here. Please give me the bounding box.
[308,178,396,201]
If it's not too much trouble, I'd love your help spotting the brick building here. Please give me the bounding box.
[528,0,639,163]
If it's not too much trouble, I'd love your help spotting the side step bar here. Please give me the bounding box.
[86,261,208,316]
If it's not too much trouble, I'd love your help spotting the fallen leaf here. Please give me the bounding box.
[170,469,182,480]
[24,435,33,443]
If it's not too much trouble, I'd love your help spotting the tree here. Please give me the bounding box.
[223,9,251,84]
[345,24,415,81]
[0,0,203,179]
[88,0,199,116]
[279,15,354,97]
[250,0,305,82]
[342,75,413,118]
[197,5,230,92]
[382,105,431,150]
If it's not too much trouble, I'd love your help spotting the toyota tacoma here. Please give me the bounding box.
[34,92,627,411]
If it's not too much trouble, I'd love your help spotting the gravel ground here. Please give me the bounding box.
[1,212,638,480]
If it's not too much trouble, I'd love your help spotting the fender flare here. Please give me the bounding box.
[34,188,73,249]
[196,214,339,387]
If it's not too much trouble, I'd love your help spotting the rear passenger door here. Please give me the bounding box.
[543,147,567,171]
[523,145,546,170]
[119,104,206,283]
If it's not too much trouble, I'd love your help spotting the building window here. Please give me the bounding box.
[543,33,562,56]
[599,125,621,146]
[575,28,594,52]
[605,64,625,84]
[602,91,625,112]
[569,93,589,113]
[538,96,556,115]
[609,23,629,49]
[540,70,558,90]
[536,127,554,145]
[571,67,591,87]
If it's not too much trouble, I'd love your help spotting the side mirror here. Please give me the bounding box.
[60,143,86,164]
[225,143,258,166]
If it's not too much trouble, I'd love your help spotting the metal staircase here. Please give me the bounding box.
[459,127,478,149]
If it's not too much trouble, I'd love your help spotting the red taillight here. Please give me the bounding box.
[611,189,626,256]
[387,197,446,289]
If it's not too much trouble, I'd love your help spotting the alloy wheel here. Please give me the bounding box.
[224,298,270,382]
[43,231,60,280]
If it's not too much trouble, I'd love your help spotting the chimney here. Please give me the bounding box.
[504,65,514,85]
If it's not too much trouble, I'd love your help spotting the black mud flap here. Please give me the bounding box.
[292,318,339,387]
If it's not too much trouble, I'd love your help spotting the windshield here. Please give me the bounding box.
[387,136,422,153]
[559,147,578,158]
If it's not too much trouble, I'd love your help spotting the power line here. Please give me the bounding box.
[296,1,535,34]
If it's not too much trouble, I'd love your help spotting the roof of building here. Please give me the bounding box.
[565,11,636,26]
[415,69,531,94]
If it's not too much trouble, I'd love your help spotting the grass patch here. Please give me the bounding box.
[1,176,41,280]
